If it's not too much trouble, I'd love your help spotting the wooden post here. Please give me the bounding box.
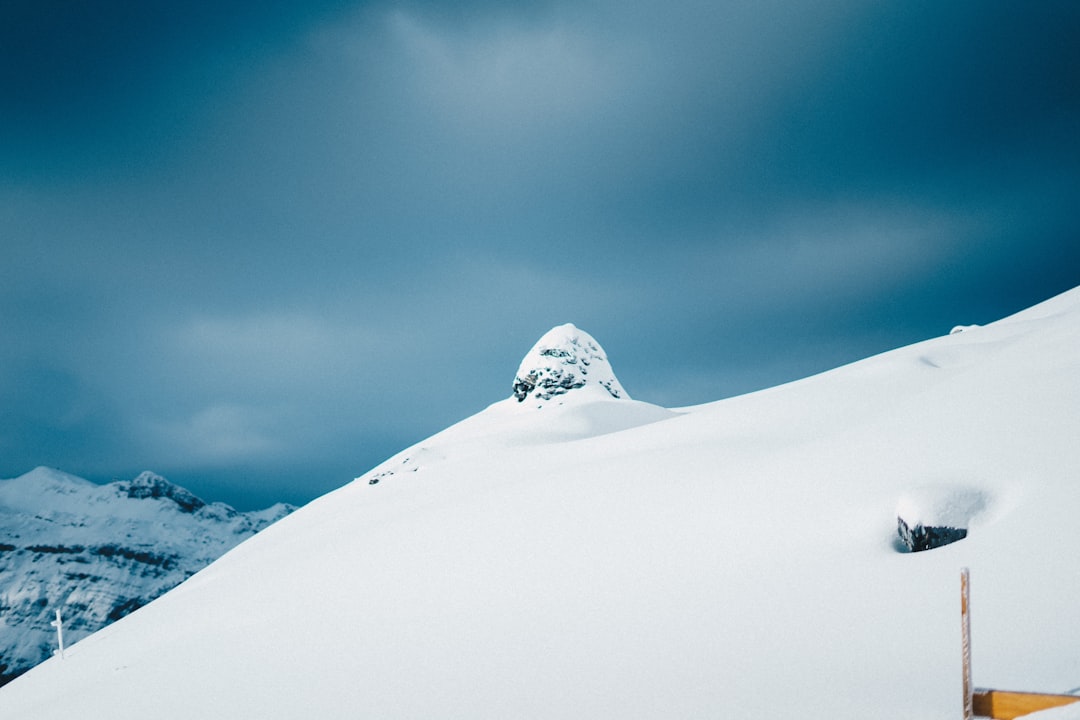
[962,567,973,720]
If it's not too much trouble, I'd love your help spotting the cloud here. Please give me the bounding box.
[388,9,627,137]
[147,403,276,465]
[163,313,373,393]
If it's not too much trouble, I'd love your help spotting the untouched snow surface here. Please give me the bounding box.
[2,291,1080,719]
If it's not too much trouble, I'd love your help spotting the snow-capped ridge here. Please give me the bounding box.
[512,323,628,407]
[12,466,94,491]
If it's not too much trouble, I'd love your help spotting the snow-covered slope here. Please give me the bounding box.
[0,468,292,685]
[2,291,1080,719]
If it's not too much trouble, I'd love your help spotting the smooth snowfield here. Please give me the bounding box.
[2,289,1080,719]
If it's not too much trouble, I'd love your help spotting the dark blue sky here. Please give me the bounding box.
[2,0,1078,509]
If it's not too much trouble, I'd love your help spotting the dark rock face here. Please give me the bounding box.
[897,517,968,552]
[512,367,587,403]
[512,372,537,402]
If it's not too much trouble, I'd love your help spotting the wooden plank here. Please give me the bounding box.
[973,689,1080,719]
[962,567,973,720]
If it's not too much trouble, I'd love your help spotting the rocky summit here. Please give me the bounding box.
[512,323,628,406]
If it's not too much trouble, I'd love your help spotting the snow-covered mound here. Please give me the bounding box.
[512,323,627,406]
[0,468,292,685]
[896,484,990,551]
[2,288,1080,719]
[363,325,675,485]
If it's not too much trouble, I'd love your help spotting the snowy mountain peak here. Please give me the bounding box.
[15,466,93,491]
[512,324,628,406]
[114,471,206,514]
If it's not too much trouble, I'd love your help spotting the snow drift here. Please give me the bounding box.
[2,290,1079,719]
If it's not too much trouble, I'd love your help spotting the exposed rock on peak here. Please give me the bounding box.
[115,471,206,514]
[512,324,628,406]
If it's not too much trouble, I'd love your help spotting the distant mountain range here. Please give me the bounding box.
[0,467,293,685]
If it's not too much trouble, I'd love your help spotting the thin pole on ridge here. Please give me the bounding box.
[51,608,66,660]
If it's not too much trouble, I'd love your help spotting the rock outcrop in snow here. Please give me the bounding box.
[896,518,968,552]
[895,484,988,552]
[0,467,293,685]
[512,324,627,406]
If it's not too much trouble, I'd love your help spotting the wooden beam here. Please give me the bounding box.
[973,689,1080,719]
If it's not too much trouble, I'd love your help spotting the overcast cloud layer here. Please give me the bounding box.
[2,1,1078,509]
